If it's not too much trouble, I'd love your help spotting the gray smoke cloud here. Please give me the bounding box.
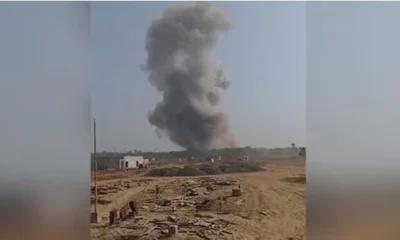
[143,2,238,150]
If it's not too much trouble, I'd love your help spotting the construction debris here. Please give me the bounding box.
[187,187,208,196]
[156,199,172,207]
[90,179,154,198]
[94,176,241,239]
[232,189,241,197]
[129,201,139,216]
[109,210,118,225]
[117,214,236,240]
[91,157,306,240]
[168,225,178,235]
[120,208,129,220]
[91,212,101,224]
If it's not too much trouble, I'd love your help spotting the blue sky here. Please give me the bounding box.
[91,2,306,152]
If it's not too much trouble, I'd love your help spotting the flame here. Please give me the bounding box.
[227,135,239,148]
[210,135,239,149]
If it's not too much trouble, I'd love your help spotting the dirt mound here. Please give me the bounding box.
[146,163,264,177]
[195,198,238,214]
[180,165,207,176]
[216,163,264,174]
[197,165,222,175]
[144,167,180,177]
[146,166,206,177]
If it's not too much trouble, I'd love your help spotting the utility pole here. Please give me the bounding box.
[94,118,98,214]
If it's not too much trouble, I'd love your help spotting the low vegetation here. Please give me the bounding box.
[146,162,265,177]
[91,146,305,162]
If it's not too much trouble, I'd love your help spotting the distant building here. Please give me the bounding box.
[91,155,148,171]
[119,156,149,169]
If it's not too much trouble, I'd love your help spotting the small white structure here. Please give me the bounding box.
[210,158,214,163]
[119,156,148,169]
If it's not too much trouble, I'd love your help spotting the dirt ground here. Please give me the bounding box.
[91,158,305,240]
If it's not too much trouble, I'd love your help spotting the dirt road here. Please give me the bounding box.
[230,170,305,240]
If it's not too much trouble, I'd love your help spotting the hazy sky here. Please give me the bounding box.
[307,2,400,168]
[0,2,90,184]
[91,2,306,152]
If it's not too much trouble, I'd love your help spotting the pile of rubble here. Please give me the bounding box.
[91,180,131,195]
[93,177,244,240]
[117,214,236,240]
[91,179,154,195]
[183,178,238,191]
[183,178,238,197]
[90,179,154,205]
[136,177,242,216]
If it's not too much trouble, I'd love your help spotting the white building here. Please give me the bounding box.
[119,156,149,169]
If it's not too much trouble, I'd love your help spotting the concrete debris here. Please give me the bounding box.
[167,215,177,222]
[120,208,129,220]
[187,187,208,196]
[141,206,149,210]
[168,225,178,235]
[156,199,172,206]
[260,210,268,216]
[235,199,244,205]
[90,179,154,199]
[184,180,198,186]
[106,176,241,239]
[110,210,118,225]
[232,189,241,197]
[118,214,236,240]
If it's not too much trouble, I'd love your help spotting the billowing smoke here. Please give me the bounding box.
[143,2,238,150]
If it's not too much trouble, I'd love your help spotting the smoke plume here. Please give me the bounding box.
[143,2,237,150]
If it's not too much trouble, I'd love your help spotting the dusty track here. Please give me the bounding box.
[230,170,305,240]
[92,181,159,215]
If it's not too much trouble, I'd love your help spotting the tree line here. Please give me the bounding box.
[91,146,306,160]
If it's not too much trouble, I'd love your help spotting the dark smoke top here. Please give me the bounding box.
[143,2,238,150]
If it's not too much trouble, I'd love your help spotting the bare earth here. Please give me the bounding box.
[91,159,305,240]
